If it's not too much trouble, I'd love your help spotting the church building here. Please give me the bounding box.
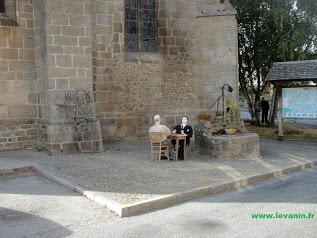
[0,0,238,155]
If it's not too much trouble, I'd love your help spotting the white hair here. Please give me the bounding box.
[154,115,161,121]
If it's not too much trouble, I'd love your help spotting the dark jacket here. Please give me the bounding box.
[261,100,270,112]
[172,124,193,146]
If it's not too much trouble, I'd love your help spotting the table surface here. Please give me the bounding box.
[168,133,187,137]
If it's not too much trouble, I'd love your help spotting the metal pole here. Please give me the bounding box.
[278,94,283,140]
[222,86,225,116]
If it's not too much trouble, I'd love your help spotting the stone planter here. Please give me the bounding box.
[225,128,238,135]
[195,123,260,160]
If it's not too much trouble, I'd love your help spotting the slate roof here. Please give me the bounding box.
[266,60,317,82]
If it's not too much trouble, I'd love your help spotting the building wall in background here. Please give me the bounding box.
[0,0,238,154]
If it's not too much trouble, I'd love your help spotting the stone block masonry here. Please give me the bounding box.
[0,119,38,150]
[38,90,103,155]
[0,0,238,154]
[195,124,260,160]
[0,0,105,155]
[0,0,38,151]
[39,118,103,155]
[31,0,103,155]
[94,0,239,140]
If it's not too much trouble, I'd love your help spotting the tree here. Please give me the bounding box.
[230,0,317,125]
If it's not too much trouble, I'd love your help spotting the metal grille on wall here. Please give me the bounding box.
[124,0,156,52]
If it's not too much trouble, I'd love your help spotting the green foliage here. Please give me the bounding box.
[230,0,317,124]
[224,99,241,129]
[215,111,223,117]
[245,122,317,141]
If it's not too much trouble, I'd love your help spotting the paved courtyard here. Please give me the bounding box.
[1,138,317,216]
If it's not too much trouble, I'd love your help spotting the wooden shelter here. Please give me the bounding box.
[266,60,317,140]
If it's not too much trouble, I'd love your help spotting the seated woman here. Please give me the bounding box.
[171,116,193,160]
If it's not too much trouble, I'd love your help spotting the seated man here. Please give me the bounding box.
[171,116,193,160]
[149,115,175,160]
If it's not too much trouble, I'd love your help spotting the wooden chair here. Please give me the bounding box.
[149,132,170,162]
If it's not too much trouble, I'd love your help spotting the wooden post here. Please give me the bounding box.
[278,90,283,141]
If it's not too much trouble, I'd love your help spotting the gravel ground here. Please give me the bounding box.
[0,138,316,205]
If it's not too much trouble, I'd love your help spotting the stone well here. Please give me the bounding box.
[195,122,260,160]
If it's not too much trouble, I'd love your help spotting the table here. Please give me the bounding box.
[167,133,187,161]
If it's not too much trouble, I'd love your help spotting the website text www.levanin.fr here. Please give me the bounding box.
[251,213,315,219]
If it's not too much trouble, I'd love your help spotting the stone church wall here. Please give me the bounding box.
[0,0,38,151]
[33,0,103,155]
[92,0,238,141]
[0,0,238,154]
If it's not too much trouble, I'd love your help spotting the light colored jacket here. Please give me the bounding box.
[148,125,171,142]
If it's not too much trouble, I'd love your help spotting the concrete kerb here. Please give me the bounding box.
[1,160,317,217]
[32,166,125,217]
[121,160,317,217]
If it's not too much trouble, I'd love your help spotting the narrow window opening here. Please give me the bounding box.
[0,1,5,13]
[125,0,156,52]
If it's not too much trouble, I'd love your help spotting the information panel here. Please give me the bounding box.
[282,87,317,118]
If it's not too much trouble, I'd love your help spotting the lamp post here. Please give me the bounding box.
[209,84,233,119]
[221,84,233,117]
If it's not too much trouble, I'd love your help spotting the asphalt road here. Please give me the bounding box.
[0,172,118,238]
[1,167,316,237]
[98,167,317,238]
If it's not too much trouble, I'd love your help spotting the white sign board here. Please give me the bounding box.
[282,87,317,118]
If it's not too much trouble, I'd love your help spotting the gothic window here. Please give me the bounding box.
[124,0,156,52]
[0,1,5,13]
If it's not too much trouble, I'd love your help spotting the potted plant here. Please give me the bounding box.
[195,111,212,122]
[214,111,224,122]
[224,99,241,134]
